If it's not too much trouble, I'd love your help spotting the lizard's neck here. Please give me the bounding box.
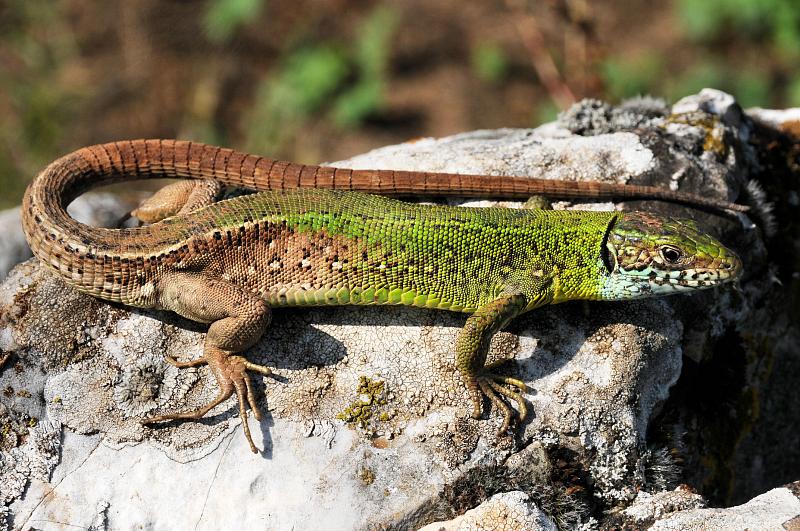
[548,214,617,304]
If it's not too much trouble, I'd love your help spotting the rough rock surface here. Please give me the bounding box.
[427,482,800,530]
[0,210,30,282]
[620,487,706,523]
[648,483,800,530]
[1,90,798,529]
[622,482,800,530]
[418,491,558,531]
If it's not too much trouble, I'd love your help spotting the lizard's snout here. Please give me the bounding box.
[708,245,742,283]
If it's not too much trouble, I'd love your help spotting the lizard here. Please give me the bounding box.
[20,139,744,453]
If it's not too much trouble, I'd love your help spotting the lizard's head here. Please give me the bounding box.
[599,212,742,300]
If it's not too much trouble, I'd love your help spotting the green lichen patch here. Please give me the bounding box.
[336,376,395,432]
[0,406,35,451]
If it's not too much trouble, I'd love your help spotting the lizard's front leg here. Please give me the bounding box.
[456,290,530,434]
[141,272,272,453]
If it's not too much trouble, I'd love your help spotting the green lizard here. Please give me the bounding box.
[21,139,743,453]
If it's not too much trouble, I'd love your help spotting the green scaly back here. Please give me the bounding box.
[174,189,618,312]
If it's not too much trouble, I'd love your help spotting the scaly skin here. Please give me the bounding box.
[21,140,743,453]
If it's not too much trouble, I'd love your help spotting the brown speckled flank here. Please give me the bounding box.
[21,139,743,453]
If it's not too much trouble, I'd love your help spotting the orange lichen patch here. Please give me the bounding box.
[371,437,390,449]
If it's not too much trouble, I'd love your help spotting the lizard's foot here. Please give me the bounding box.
[470,365,528,434]
[141,349,273,453]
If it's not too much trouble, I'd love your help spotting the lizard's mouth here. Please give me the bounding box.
[648,255,742,288]
[601,263,739,300]
[649,268,733,288]
[616,256,742,292]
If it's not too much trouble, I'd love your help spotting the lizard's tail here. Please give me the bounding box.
[27,137,751,213]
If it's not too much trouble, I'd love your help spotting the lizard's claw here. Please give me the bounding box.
[470,361,529,434]
[141,349,274,454]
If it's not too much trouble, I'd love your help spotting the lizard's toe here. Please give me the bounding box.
[475,371,529,434]
[164,355,207,368]
[228,355,272,452]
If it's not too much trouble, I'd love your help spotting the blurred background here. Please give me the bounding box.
[1,0,799,208]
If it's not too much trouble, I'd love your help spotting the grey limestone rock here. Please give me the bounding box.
[0,210,31,283]
[418,491,558,531]
[641,482,800,530]
[1,90,797,529]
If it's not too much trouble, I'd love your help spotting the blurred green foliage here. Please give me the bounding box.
[789,78,800,106]
[603,56,774,108]
[244,5,398,154]
[244,46,349,153]
[678,0,800,58]
[0,0,82,208]
[204,0,265,43]
[601,54,664,101]
[331,6,398,126]
[602,0,800,107]
[678,0,800,105]
[471,42,510,83]
[535,101,561,125]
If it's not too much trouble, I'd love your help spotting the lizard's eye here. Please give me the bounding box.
[660,245,683,264]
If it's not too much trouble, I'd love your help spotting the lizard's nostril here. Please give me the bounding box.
[726,254,743,275]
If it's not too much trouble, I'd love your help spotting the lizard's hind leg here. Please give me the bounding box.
[131,179,223,223]
[141,272,273,453]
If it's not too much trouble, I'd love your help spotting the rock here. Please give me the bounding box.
[747,106,800,133]
[418,491,558,531]
[620,487,706,524]
[1,90,797,529]
[718,105,800,505]
[618,482,800,530]
[0,209,31,283]
[672,88,745,130]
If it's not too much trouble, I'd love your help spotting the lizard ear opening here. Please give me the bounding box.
[600,215,617,274]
